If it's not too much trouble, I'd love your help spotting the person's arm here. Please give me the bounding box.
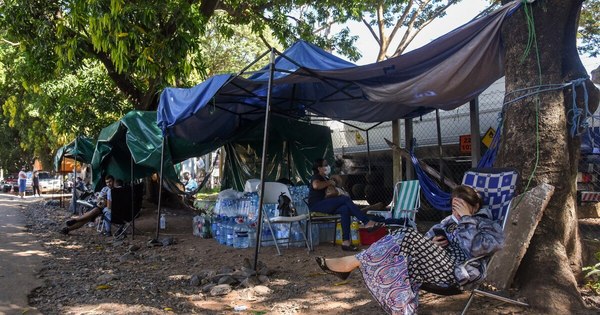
[311,176,335,190]
[455,215,504,258]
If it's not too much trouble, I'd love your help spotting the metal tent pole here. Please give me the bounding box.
[131,156,135,240]
[72,137,78,214]
[154,135,167,241]
[253,48,276,271]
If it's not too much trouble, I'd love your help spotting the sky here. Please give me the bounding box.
[336,0,599,75]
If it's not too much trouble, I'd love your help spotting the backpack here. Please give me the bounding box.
[277,192,296,216]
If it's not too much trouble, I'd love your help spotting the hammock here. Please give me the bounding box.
[411,117,503,211]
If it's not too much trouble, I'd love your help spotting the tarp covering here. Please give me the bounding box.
[157,1,520,140]
[90,111,195,188]
[221,117,334,191]
[54,136,96,172]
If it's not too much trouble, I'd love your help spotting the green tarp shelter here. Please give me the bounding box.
[54,136,96,172]
[90,111,198,188]
[91,111,333,192]
[222,117,333,191]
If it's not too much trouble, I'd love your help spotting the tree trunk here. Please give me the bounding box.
[497,0,599,313]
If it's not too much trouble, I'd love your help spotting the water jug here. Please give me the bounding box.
[233,217,249,249]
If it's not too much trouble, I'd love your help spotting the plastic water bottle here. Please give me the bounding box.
[249,193,259,221]
[218,217,226,244]
[226,217,234,246]
[160,214,166,230]
[247,222,257,248]
[210,215,221,242]
[233,217,249,249]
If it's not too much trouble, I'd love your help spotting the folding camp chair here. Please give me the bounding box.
[420,167,528,314]
[259,182,310,255]
[301,194,342,251]
[98,184,144,238]
[368,180,420,228]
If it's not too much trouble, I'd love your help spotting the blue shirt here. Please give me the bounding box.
[185,179,198,193]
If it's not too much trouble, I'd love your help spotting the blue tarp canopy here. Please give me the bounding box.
[157,1,520,142]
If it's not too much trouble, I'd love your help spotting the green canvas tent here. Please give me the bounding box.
[91,111,197,188]
[54,136,96,172]
[222,117,333,191]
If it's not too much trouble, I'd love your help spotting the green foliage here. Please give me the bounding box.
[579,1,600,57]
[583,251,600,294]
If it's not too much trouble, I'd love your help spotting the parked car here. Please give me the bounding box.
[37,171,63,193]
[2,176,16,192]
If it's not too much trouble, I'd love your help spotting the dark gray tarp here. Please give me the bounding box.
[156,1,520,139]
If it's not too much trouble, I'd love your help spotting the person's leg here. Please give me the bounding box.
[66,208,101,232]
[336,204,352,242]
[321,255,361,273]
[102,208,111,234]
[341,196,373,225]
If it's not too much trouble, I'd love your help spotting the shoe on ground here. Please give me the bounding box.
[315,256,351,280]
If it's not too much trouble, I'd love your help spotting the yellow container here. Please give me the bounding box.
[335,221,361,246]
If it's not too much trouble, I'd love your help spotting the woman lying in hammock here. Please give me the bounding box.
[315,185,505,314]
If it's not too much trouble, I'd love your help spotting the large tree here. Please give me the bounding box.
[497,0,600,313]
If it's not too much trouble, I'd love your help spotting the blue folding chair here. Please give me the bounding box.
[421,168,528,314]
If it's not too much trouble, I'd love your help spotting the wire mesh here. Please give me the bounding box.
[322,90,506,221]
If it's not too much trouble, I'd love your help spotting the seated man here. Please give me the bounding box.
[183,172,198,193]
[60,175,114,235]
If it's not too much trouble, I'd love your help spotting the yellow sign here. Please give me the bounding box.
[482,127,496,148]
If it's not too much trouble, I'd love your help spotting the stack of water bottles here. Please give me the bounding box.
[211,192,259,249]
[210,185,314,249]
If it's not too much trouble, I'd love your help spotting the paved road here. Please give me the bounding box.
[0,194,44,315]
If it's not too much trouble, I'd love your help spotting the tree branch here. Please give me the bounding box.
[361,17,380,46]
[388,1,413,43]
[1,38,20,46]
[394,0,461,56]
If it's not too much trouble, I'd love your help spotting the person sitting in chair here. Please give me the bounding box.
[60,175,114,235]
[307,158,381,251]
[314,185,504,314]
[183,172,198,193]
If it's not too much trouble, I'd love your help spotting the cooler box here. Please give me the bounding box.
[359,227,388,245]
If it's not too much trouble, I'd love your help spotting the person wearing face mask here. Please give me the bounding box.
[307,158,381,251]
[313,185,504,314]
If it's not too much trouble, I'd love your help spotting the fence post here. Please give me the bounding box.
[405,118,414,179]
[392,120,403,182]
[470,97,481,167]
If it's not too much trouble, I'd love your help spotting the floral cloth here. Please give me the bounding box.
[356,208,504,314]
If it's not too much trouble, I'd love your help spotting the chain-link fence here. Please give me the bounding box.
[319,89,506,222]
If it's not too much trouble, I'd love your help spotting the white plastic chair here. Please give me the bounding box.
[259,182,310,255]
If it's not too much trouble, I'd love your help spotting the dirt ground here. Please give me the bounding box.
[19,198,600,315]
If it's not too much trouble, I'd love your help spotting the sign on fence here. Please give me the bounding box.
[459,135,471,153]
